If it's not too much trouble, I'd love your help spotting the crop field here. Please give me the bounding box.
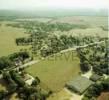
[51,16,108,38]
[51,16,108,26]
[15,17,52,23]
[0,22,29,57]
[26,51,80,92]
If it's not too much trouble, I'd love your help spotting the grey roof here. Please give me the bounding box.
[90,74,101,82]
[66,76,93,94]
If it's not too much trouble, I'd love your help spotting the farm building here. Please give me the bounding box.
[90,74,102,82]
[66,76,93,94]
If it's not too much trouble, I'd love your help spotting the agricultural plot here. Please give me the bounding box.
[50,16,108,27]
[0,22,29,57]
[15,17,52,23]
[51,16,108,38]
[26,51,80,92]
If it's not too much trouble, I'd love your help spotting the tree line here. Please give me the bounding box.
[82,78,109,100]
[0,51,30,70]
[0,70,50,100]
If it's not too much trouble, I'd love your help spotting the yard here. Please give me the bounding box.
[26,51,81,92]
[0,21,29,57]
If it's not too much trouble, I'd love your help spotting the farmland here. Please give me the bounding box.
[0,12,108,100]
[0,22,29,57]
[51,16,108,38]
[8,16,108,38]
[26,51,80,92]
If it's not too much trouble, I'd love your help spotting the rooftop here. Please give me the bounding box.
[66,76,93,94]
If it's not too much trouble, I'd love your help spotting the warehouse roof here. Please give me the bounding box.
[66,76,93,94]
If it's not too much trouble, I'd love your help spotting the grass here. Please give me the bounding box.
[47,88,72,100]
[0,22,29,57]
[26,51,80,92]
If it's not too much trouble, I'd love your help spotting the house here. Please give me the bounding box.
[66,76,94,95]
[90,74,102,82]
[14,58,22,66]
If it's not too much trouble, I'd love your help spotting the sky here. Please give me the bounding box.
[0,0,108,10]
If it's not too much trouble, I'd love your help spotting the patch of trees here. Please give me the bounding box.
[78,49,91,73]
[91,45,108,75]
[40,35,97,57]
[0,90,8,99]
[0,72,18,99]
[93,62,109,75]
[78,42,108,75]
[80,61,91,73]
[82,78,109,100]
[16,37,32,45]
[0,57,12,70]
[9,51,30,61]
[3,72,18,93]
[7,21,88,32]
[0,51,30,70]
[31,29,48,53]
[1,70,50,100]
[10,71,25,87]
[10,71,50,100]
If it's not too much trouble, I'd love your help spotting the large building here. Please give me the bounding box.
[66,76,94,95]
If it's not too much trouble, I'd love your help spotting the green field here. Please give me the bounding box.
[26,51,80,92]
[51,16,108,38]
[0,22,29,57]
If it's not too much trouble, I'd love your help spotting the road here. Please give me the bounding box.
[0,40,105,79]
[60,40,105,53]
[15,40,105,70]
[13,60,39,70]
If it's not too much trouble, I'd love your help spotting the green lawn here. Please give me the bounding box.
[26,51,80,92]
[0,22,29,57]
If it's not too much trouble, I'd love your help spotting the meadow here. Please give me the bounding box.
[26,51,80,92]
[0,21,29,57]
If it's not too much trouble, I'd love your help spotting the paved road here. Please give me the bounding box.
[14,60,39,70]
[0,40,105,79]
[60,40,105,53]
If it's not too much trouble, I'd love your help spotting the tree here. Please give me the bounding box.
[80,61,91,72]
[0,57,12,70]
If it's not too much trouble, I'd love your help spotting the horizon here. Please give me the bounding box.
[0,0,108,10]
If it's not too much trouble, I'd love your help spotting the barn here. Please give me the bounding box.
[66,76,94,95]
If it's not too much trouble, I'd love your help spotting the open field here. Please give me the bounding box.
[47,88,72,100]
[52,27,108,38]
[15,17,52,23]
[47,88,82,100]
[26,51,80,92]
[51,16,108,38]
[0,22,29,57]
[50,16,108,27]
